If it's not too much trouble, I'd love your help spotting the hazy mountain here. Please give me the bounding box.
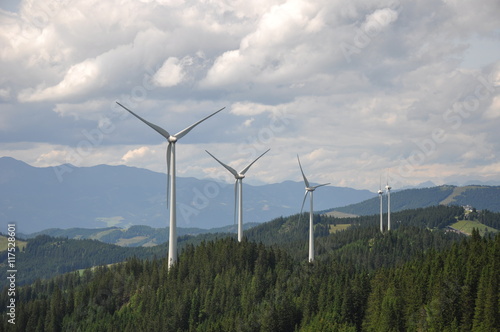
[19,223,259,247]
[330,185,500,216]
[0,157,375,233]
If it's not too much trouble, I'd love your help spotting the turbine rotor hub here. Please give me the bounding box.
[168,136,177,143]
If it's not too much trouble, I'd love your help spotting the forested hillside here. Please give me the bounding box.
[2,205,499,331]
[2,205,497,288]
[333,186,455,215]
[332,185,500,216]
[449,186,500,211]
[0,232,229,287]
[1,229,498,331]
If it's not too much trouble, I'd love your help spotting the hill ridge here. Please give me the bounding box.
[332,184,500,216]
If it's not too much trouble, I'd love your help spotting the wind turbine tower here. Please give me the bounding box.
[386,179,392,231]
[297,155,330,262]
[116,102,224,269]
[378,179,383,233]
[205,149,270,242]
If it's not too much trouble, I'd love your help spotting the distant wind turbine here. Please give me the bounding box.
[116,102,224,269]
[378,176,383,233]
[206,149,270,242]
[386,177,392,231]
[297,155,330,262]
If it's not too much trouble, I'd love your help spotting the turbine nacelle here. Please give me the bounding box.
[378,189,383,195]
[306,184,329,192]
[168,136,177,143]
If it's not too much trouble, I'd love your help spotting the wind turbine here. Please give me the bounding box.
[378,176,383,233]
[297,155,330,262]
[385,177,391,231]
[116,102,224,269]
[205,149,270,242]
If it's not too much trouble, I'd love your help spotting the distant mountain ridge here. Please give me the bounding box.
[19,223,259,247]
[330,185,500,216]
[0,157,375,233]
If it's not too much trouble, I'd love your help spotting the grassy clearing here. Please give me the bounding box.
[0,235,27,252]
[324,210,359,218]
[329,224,351,234]
[115,236,149,246]
[450,220,498,236]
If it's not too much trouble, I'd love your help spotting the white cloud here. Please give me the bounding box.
[18,59,100,102]
[122,146,157,163]
[364,8,398,29]
[230,102,272,116]
[153,57,185,87]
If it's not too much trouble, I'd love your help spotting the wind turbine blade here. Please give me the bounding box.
[240,149,270,175]
[174,107,225,139]
[312,183,330,189]
[300,191,308,215]
[166,143,172,209]
[116,102,171,139]
[234,180,238,225]
[298,191,308,225]
[205,150,239,177]
[297,155,310,188]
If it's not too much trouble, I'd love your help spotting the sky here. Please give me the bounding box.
[0,0,499,192]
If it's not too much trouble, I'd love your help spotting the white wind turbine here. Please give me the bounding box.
[205,149,270,242]
[116,102,224,269]
[385,177,392,231]
[297,155,330,262]
[378,176,383,233]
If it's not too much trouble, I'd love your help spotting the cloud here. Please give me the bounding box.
[200,0,334,90]
[1,0,500,192]
[53,99,110,120]
[363,8,398,30]
[122,146,157,163]
[0,87,11,100]
[18,59,100,102]
[153,57,186,87]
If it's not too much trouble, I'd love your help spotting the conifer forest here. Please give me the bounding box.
[1,206,499,331]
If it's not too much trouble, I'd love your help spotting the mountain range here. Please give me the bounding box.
[0,157,375,233]
[19,223,259,247]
